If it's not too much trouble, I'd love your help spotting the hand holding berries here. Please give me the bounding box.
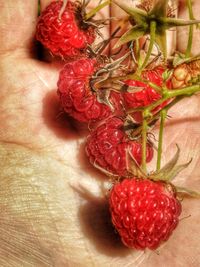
[35,0,200,255]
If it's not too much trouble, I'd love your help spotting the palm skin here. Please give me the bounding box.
[0,0,200,266]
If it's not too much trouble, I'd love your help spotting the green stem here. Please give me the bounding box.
[141,84,200,114]
[140,20,156,70]
[142,111,148,173]
[185,0,194,58]
[130,96,184,138]
[156,109,167,171]
[166,84,200,98]
[85,0,111,20]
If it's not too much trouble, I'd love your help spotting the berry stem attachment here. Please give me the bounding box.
[85,0,111,20]
[156,109,167,171]
[140,20,157,70]
[142,110,148,173]
[185,0,195,58]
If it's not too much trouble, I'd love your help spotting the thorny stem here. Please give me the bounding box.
[142,111,148,174]
[185,0,194,58]
[140,20,156,71]
[156,109,167,171]
[85,0,111,20]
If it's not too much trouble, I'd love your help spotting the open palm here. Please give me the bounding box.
[0,0,200,266]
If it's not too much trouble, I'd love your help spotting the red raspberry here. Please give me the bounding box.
[124,67,171,122]
[109,178,182,250]
[57,58,123,122]
[36,0,95,58]
[86,117,153,176]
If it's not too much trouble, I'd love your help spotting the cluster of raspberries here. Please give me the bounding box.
[36,0,185,251]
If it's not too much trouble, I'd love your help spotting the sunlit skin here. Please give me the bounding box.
[0,0,200,266]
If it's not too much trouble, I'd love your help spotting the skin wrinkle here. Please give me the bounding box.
[0,142,78,266]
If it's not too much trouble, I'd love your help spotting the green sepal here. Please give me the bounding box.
[113,0,200,61]
[149,0,168,18]
[155,30,167,59]
[151,145,192,182]
[176,186,200,198]
[114,25,147,48]
[113,0,147,25]
[159,17,200,29]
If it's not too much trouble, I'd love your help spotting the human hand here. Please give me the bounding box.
[0,0,200,266]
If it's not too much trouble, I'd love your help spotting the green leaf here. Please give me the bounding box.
[114,25,146,48]
[149,0,168,18]
[113,0,147,25]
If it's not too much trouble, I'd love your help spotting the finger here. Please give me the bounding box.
[0,0,38,54]
[177,0,200,55]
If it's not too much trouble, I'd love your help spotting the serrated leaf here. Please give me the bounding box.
[113,0,147,24]
[114,25,146,48]
[149,0,168,18]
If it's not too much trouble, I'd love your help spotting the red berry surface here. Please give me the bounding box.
[36,0,95,57]
[124,67,171,122]
[109,178,182,250]
[125,67,165,107]
[86,117,153,176]
[57,58,123,122]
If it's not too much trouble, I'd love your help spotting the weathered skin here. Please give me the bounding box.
[0,0,200,266]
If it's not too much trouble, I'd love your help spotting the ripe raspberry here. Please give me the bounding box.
[124,67,171,122]
[124,67,165,108]
[36,0,95,58]
[57,58,123,122]
[86,117,153,176]
[109,178,182,250]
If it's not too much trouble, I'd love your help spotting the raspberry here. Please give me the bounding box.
[36,0,95,58]
[57,58,123,122]
[124,67,165,108]
[124,67,171,122]
[86,117,153,176]
[109,178,182,250]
